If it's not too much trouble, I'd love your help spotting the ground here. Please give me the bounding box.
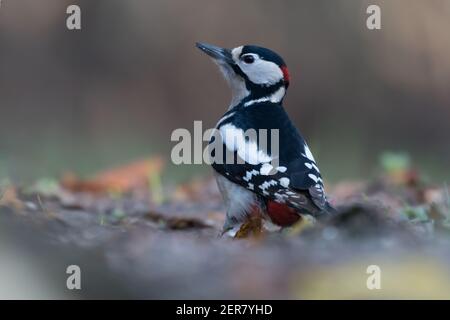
[1,156,450,299]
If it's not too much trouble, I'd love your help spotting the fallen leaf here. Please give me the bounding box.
[235,215,263,239]
[61,156,164,195]
[0,186,24,212]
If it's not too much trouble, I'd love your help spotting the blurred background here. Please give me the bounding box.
[0,0,449,184]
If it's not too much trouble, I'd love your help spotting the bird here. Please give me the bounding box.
[196,42,335,236]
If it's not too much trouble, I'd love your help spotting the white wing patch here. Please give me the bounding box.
[305,162,320,172]
[243,169,259,182]
[276,166,287,173]
[303,144,322,183]
[220,123,272,165]
[311,163,320,173]
[259,179,278,192]
[302,143,316,162]
[279,177,290,188]
[260,163,274,175]
[308,174,323,184]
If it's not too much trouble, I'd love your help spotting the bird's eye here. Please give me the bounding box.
[242,55,255,64]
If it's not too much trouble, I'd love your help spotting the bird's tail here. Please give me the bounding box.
[310,201,337,218]
[324,201,337,215]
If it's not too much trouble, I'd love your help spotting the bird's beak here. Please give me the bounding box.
[196,42,235,65]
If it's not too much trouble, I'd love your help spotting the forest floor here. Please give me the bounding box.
[1,156,450,299]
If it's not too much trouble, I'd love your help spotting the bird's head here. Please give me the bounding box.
[196,42,290,107]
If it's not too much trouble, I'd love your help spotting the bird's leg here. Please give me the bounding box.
[234,204,264,239]
[219,218,242,238]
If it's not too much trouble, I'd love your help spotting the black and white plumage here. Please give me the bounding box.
[196,43,334,234]
[212,101,328,213]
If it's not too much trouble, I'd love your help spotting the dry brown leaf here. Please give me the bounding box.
[235,215,263,239]
[61,156,164,194]
[0,186,25,212]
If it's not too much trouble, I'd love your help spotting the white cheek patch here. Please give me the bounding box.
[231,46,244,62]
[240,60,283,85]
[220,123,272,165]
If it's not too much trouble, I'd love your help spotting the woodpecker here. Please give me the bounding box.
[196,42,335,235]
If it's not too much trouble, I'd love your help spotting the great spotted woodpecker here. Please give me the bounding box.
[196,42,335,235]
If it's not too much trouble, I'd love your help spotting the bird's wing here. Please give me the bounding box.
[210,102,328,215]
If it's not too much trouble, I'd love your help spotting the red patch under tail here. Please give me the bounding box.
[266,201,300,227]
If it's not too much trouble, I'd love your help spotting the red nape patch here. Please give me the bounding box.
[267,201,300,227]
[281,65,290,84]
